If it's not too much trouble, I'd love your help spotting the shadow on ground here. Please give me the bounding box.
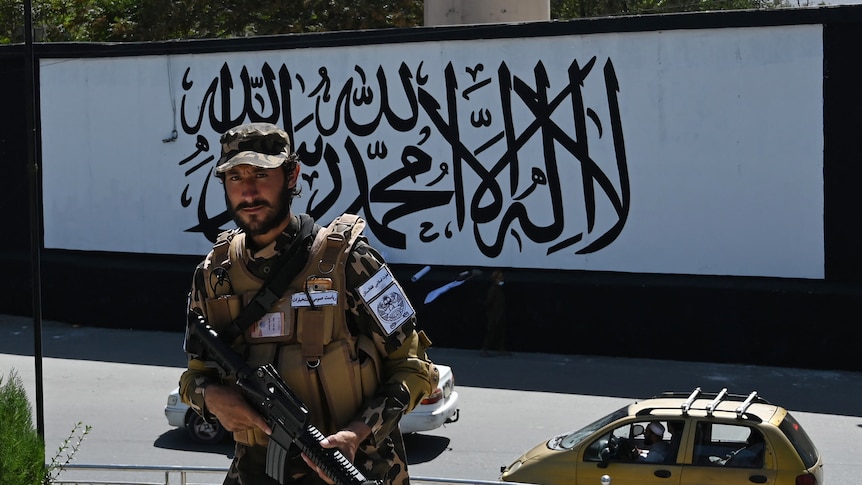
[403,433,451,465]
[151,428,449,466]
[153,429,235,458]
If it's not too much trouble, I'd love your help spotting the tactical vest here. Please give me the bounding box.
[201,214,381,447]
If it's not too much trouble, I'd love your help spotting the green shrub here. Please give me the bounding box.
[0,369,91,485]
[0,369,45,485]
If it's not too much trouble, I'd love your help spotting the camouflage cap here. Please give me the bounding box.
[215,122,294,174]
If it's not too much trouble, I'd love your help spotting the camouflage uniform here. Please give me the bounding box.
[180,214,438,485]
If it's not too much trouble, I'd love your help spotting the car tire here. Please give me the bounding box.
[184,410,227,444]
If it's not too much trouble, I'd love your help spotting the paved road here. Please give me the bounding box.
[2,313,861,484]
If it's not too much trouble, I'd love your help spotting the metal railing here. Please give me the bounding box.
[52,464,228,485]
[53,464,526,485]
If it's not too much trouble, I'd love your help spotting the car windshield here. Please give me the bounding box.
[549,406,629,450]
[779,412,820,469]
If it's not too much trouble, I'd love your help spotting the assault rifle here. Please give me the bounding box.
[188,315,382,485]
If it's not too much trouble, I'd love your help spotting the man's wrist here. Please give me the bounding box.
[195,379,220,421]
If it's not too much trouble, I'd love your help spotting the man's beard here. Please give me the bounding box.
[227,184,293,237]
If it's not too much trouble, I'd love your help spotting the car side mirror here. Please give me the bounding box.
[632,424,645,437]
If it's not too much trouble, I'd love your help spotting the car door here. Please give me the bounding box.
[577,421,683,485]
[579,461,685,485]
[679,421,776,485]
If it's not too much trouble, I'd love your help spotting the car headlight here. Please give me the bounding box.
[167,395,179,406]
[504,460,522,473]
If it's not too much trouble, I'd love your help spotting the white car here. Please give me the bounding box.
[165,364,459,444]
[400,363,460,434]
[164,388,228,444]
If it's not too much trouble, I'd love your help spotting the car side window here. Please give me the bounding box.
[586,421,680,464]
[584,431,611,462]
[584,423,634,462]
[724,428,765,468]
[693,422,765,468]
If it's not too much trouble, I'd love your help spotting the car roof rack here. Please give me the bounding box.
[681,387,701,414]
[706,388,728,416]
[735,391,759,418]
[637,387,771,422]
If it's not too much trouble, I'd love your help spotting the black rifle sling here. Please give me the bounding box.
[219,215,318,343]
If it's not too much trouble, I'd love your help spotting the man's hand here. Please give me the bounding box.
[202,383,272,435]
[301,421,372,484]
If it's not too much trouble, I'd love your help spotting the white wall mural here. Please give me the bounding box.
[39,24,825,278]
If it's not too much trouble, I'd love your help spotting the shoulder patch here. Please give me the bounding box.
[356,264,415,335]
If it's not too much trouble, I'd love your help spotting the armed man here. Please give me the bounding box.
[179,122,439,485]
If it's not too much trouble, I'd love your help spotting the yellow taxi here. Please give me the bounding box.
[500,387,823,485]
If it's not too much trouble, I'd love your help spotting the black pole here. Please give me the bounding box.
[23,0,46,440]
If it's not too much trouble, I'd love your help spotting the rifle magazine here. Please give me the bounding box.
[266,440,289,484]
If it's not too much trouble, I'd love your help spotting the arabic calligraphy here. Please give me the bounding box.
[177,57,630,257]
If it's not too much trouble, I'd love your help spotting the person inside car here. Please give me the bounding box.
[724,429,765,468]
[635,422,671,463]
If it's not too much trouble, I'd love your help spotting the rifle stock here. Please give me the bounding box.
[188,316,382,485]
